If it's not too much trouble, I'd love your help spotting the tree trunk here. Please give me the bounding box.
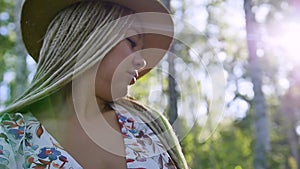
[161,0,178,124]
[167,49,178,124]
[243,0,270,169]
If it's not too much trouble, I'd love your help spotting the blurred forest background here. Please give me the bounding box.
[1,0,300,168]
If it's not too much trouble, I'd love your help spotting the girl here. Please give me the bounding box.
[0,0,188,168]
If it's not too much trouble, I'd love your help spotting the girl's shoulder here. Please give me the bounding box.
[0,112,82,169]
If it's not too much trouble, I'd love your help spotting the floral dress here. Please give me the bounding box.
[0,112,82,169]
[0,105,176,169]
[113,104,176,169]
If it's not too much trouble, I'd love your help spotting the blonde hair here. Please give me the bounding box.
[2,1,131,113]
[1,1,188,168]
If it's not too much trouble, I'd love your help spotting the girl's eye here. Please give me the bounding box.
[126,38,137,48]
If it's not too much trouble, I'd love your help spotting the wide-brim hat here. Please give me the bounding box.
[21,0,174,78]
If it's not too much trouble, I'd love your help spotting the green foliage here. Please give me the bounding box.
[179,116,254,169]
[0,0,16,56]
[0,0,29,106]
[0,0,16,83]
[130,0,299,168]
[0,0,16,102]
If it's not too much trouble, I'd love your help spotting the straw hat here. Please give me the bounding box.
[21,0,174,77]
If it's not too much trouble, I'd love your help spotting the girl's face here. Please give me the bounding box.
[95,29,145,101]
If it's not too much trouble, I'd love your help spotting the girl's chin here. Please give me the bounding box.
[109,87,129,101]
[95,82,129,101]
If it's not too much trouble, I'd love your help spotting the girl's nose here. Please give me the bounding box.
[132,52,146,70]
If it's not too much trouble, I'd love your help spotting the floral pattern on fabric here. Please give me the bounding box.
[0,112,82,169]
[0,107,177,169]
[114,105,177,169]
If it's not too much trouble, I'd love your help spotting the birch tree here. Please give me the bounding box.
[244,0,270,168]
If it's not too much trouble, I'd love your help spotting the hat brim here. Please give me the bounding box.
[21,0,174,79]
